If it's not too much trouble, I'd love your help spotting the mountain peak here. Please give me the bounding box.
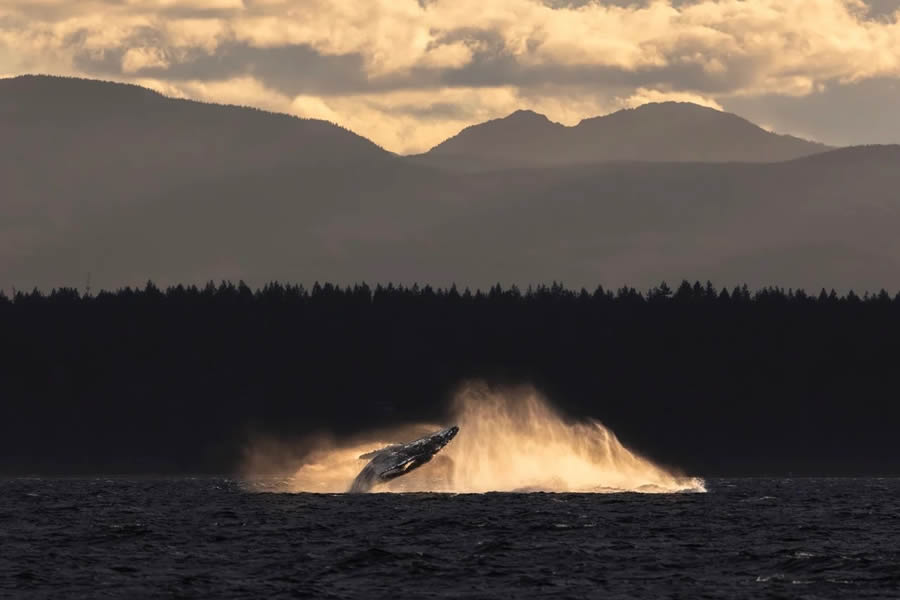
[503,109,553,122]
[423,102,829,166]
[630,101,720,111]
[578,101,729,126]
[0,74,388,159]
[0,74,391,225]
[425,108,563,159]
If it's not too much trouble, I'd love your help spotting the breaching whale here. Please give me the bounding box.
[349,426,459,493]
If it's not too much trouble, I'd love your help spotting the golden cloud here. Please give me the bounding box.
[2,0,899,151]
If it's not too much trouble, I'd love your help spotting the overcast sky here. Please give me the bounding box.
[2,0,899,153]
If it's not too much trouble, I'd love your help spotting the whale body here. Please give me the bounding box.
[349,426,459,493]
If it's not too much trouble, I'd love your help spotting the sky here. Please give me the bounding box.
[2,0,899,154]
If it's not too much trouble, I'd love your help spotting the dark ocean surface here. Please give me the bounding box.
[2,478,898,599]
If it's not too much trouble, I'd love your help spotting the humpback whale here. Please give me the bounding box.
[349,426,459,493]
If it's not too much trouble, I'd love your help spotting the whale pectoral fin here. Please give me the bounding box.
[381,455,433,481]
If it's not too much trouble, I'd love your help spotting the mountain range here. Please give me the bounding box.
[2,75,899,293]
[415,103,829,170]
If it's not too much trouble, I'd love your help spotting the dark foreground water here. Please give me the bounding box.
[2,478,899,599]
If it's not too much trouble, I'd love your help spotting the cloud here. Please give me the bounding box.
[2,0,900,152]
[620,87,723,110]
[122,46,170,72]
[723,76,900,146]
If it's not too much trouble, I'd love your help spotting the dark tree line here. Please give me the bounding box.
[1,280,899,476]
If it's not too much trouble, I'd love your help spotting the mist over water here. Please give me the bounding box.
[244,383,705,494]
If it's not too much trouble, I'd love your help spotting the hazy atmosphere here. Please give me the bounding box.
[3,0,900,152]
[4,2,900,598]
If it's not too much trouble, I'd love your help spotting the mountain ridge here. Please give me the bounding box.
[1,75,898,294]
[420,101,831,168]
[0,74,390,162]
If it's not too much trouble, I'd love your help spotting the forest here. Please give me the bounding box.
[1,280,898,476]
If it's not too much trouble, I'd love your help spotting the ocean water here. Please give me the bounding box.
[1,478,898,599]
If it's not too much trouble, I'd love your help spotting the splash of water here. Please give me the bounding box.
[244,383,705,494]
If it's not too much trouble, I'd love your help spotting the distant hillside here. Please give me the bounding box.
[0,75,394,288]
[1,76,898,294]
[417,102,830,169]
[0,75,387,166]
[0,75,390,220]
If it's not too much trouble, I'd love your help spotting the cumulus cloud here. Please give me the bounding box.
[122,46,170,72]
[2,0,900,152]
[620,87,723,110]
